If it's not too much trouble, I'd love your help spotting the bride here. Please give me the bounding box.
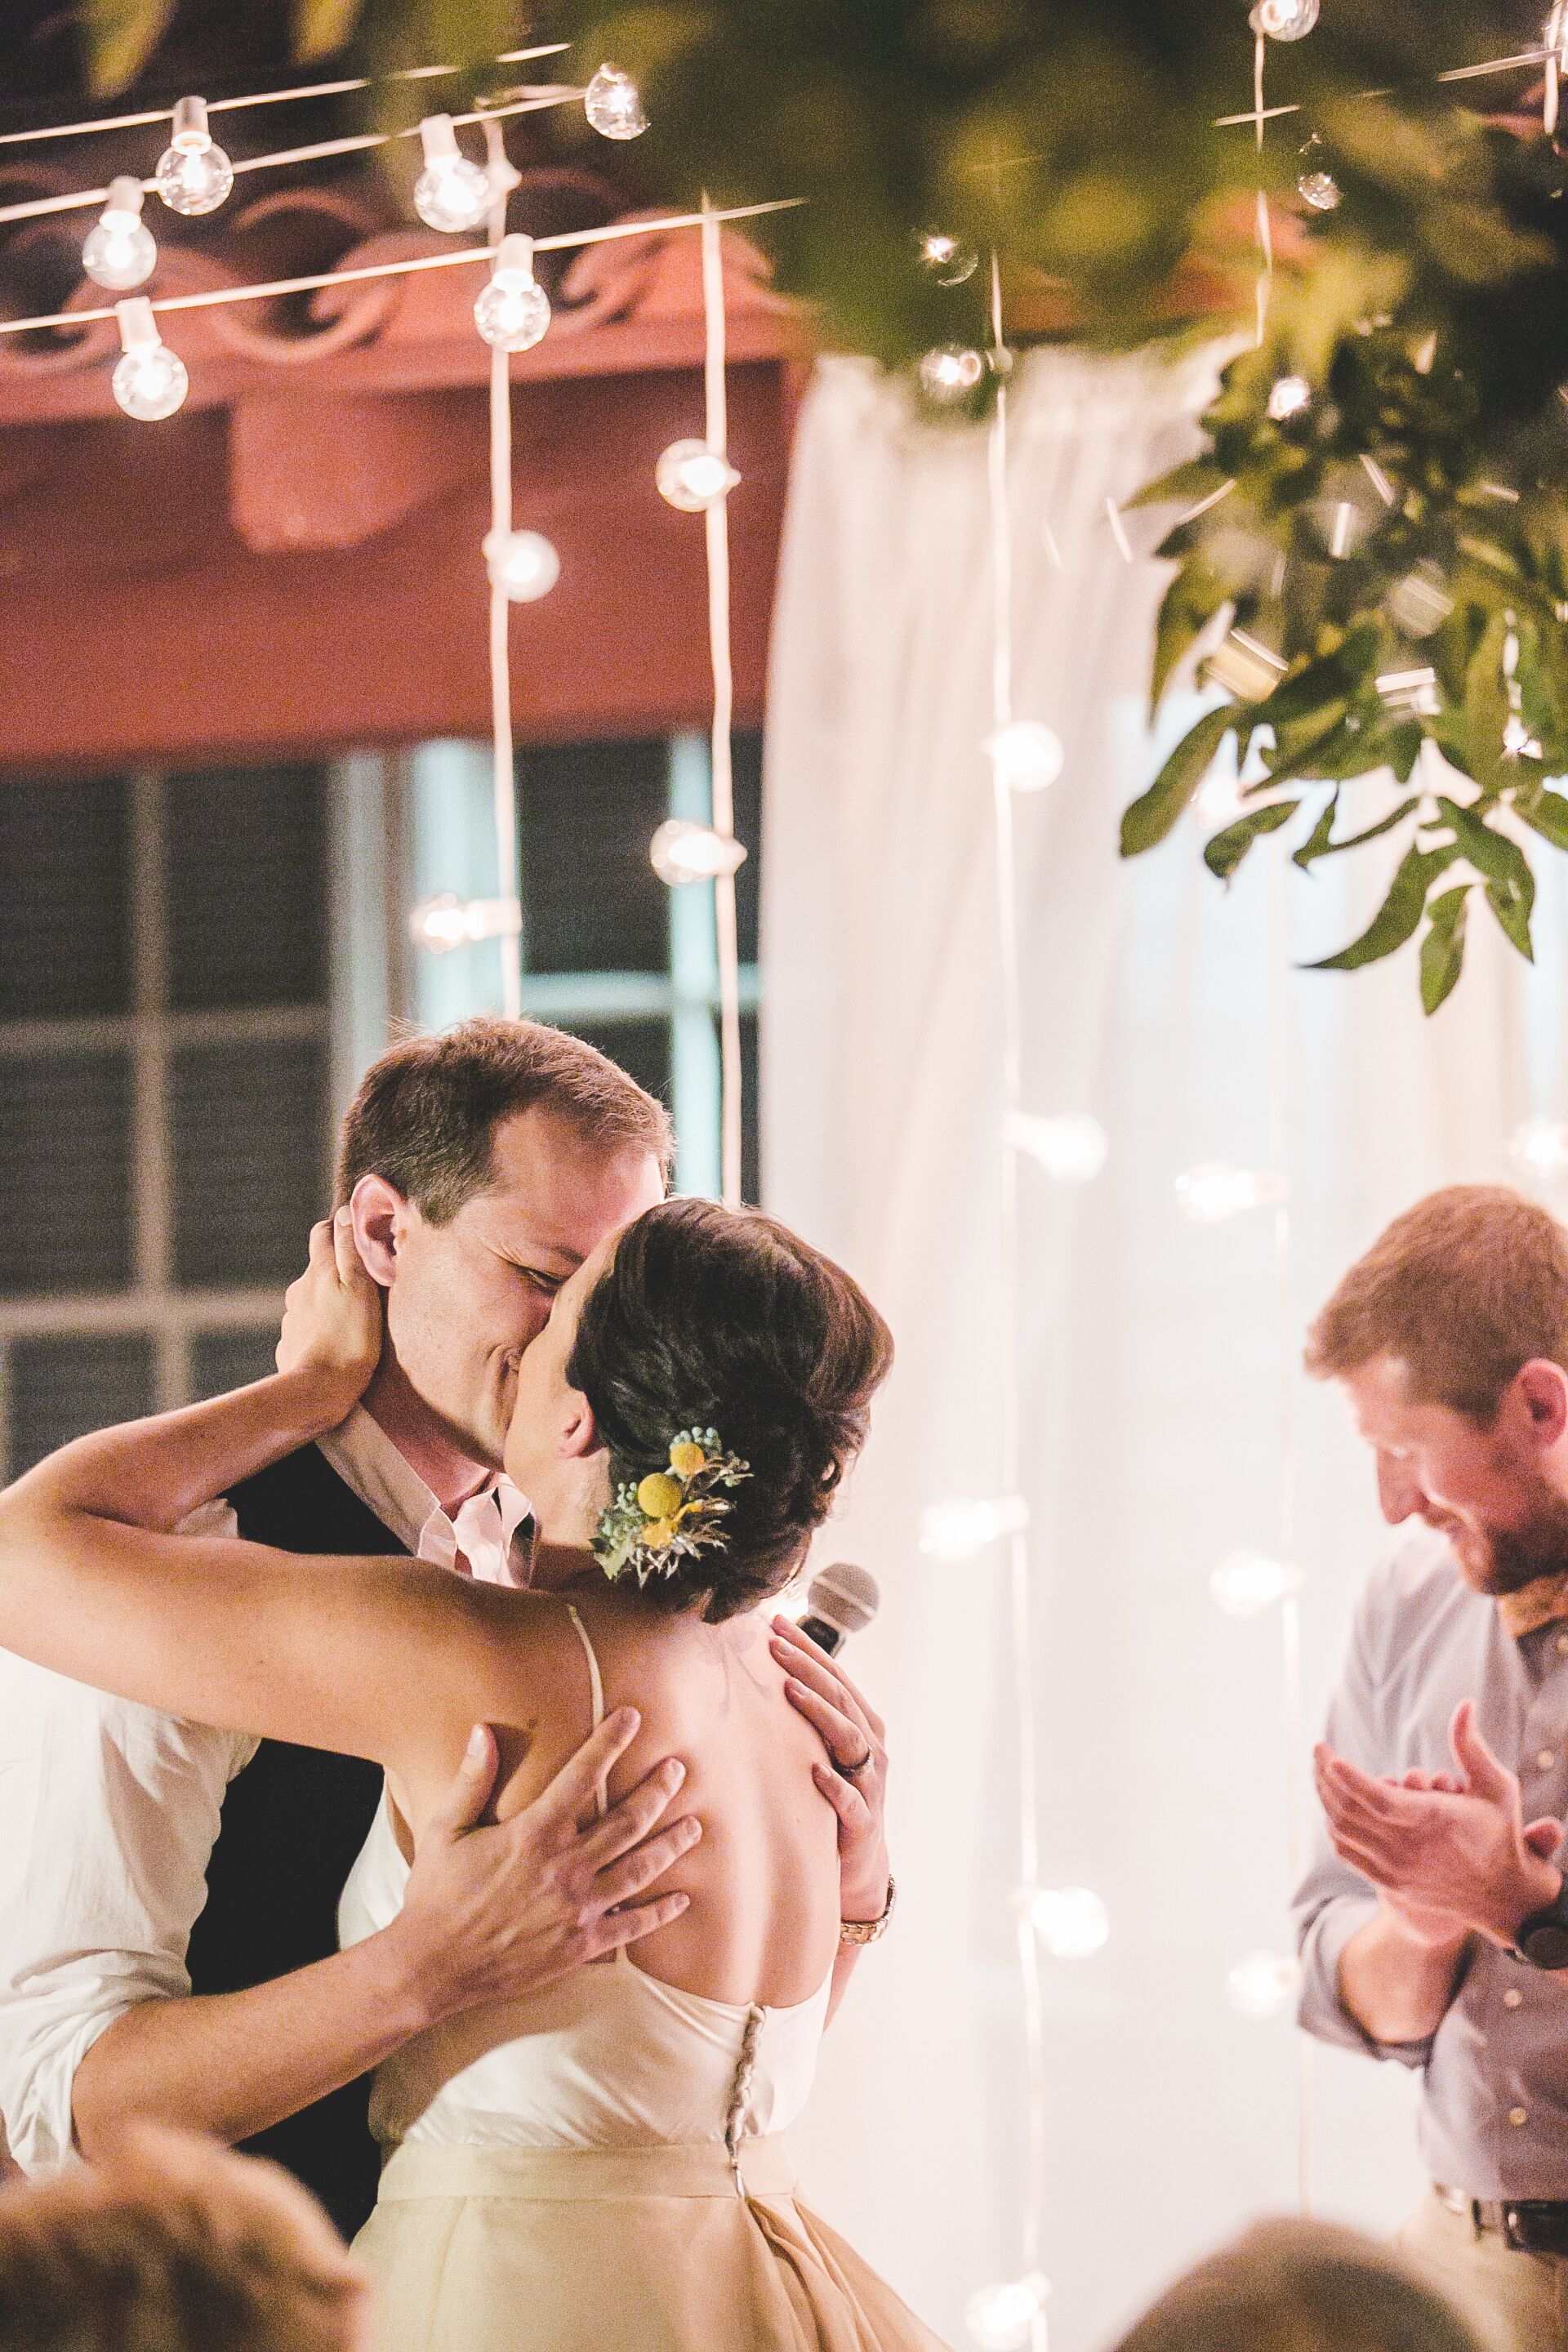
[0,1197,951,2352]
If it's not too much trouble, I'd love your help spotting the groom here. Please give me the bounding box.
[0,1018,893,2236]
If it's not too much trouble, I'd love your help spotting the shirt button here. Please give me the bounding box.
[1538,1749,1557,1771]
[1510,2106,1530,2127]
[1504,1989,1525,2009]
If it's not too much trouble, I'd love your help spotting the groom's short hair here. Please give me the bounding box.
[336,1017,674,1223]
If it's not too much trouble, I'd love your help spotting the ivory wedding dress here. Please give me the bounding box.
[338,1601,951,2352]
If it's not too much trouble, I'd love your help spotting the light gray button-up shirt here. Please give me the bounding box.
[1294,1524,1568,2198]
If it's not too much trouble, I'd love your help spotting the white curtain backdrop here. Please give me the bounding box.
[760,350,1568,2352]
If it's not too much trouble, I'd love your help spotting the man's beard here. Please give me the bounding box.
[1459,1489,1568,1595]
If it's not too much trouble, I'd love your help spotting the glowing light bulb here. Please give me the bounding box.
[987,720,1065,794]
[1014,1883,1110,1958]
[916,229,978,285]
[1227,1949,1301,2020]
[154,96,233,216]
[111,296,187,422]
[584,64,648,139]
[82,175,157,291]
[1267,374,1312,421]
[472,232,550,352]
[483,528,559,602]
[1210,1548,1304,1618]
[965,2273,1052,2352]
[1006,1112,1108,1183]
[1510,1117,1568,1177]
[1252,0,1319,38]
[649,819,748,886]
[919,345,985,403]
[1503,713,1543,759]
[1387,562,1452,638]
[917,1494,1029,1562]
[655,439,741,513]
[1296,136,1340,210]
[413,114,492,234]
[408,895,523,954]
[1175,1161,1287,1223]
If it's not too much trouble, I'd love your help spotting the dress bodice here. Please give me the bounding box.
[338,1604,832,2159]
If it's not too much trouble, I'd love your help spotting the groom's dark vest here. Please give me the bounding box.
[183,1443,400,2241]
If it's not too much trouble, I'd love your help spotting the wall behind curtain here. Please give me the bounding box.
[761,351,1568,2352]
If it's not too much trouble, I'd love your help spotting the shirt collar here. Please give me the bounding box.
[315,1405,531,1584]
[1497,1575,1568,1642]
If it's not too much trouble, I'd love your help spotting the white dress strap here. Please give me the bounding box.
[560,1601,608,1821]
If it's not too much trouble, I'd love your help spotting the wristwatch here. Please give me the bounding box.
[1515,1876,1568,1971]
[840,1876,897,1947]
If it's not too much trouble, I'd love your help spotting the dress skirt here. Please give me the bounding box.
[354,2135,953,2352]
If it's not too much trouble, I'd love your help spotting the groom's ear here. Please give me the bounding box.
[349,1174,406,1290]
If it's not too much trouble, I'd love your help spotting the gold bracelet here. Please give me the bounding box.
[840,1875,897,1947]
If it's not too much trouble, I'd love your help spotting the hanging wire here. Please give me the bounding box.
[482,115,523,1021]
[699,194,746,1209]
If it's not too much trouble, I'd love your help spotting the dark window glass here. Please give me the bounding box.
[8,1334,154,1475]
[167,767,327,1012]
[0,1052,132,1294]
[733,731,762,968]
[741,1012,760,1206]
[0,777,131,1020]
[557,1018,671,1116]
[192,1326,279,1399]
[171,1038,327,1287]
[517,742,669,975]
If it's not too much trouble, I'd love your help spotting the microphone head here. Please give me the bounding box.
[804,1560,880,1642]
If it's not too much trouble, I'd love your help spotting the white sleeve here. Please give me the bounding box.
[0,1500,255,2177]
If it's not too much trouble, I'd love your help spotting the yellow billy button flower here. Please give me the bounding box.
[636,1471,684,1521]
[669,1439,708,1477]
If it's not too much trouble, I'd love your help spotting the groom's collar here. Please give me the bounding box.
[317,1406,531,1584]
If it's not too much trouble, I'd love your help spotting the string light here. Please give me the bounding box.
[110,296,187,421]
[1296,135,1340,209]
[413,113,492,233]
[82,175,157,290]
[1005,1112,1108,1183]
[584,63,648,139]
[917,229,979,284]
[987,720,1065,794]
[154,97,234,216]
[1252,0,1320,38]
[655,439,741,512]
[1013,1883,1111,1958]
[919,345,985,402]
[965,2274,1052,2352]
[483,528,559,600]
[648,817,748,885]
[473,232,550,350]
[917,1494,1030,1561]
[1267,373,1311,421]
[408,894,522,952]
[1210,1547,1304,1617]
[1176,1160,1288,1223]
[1387,562,1453,637]
[1227,1949,1302,2019]
[1509,1116,1568,1176]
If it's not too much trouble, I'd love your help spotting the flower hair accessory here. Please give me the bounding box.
[594,1427,751,1588]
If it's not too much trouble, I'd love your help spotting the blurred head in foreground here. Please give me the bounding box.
[0,2127,369,2352]
[1109,2216,1489,2352]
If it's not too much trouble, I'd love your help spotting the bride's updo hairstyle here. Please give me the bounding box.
[567,1198,893,1621]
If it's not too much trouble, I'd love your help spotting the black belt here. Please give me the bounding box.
[1439,2185,1568,2256]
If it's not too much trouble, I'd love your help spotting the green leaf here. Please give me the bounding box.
[1150,563,1231,712]
[1419,884,1471,1014]
[293,0,368,59]
[1120,705,1236,858]
[82,0,175,89]
[1435,795,1535,960]
[1516,789,1568,851]
[1125,460,1231,513]
[1204,798,1301,884]
[1294,794,1418,870]
[1292,794,1339,871]
[1463,610,1512,795]
[1306,843,1460,972]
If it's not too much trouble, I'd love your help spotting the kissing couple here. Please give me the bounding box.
[0,1017,950,2352]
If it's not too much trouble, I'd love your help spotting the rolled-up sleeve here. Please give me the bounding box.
[1292,1578,1432,2069]
[0,1503,252,2176]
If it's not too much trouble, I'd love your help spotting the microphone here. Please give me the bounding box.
[797,1561,880,1657]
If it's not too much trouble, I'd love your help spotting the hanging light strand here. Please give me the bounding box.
[482,116,523,1019]
[699,195,746,1208]
[985,247,1051,2352]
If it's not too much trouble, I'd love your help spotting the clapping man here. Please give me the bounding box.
[1296,1185,1568,2352]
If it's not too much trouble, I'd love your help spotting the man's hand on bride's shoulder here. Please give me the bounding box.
[769,1615,891,1925]
[275,1209,384,1413]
